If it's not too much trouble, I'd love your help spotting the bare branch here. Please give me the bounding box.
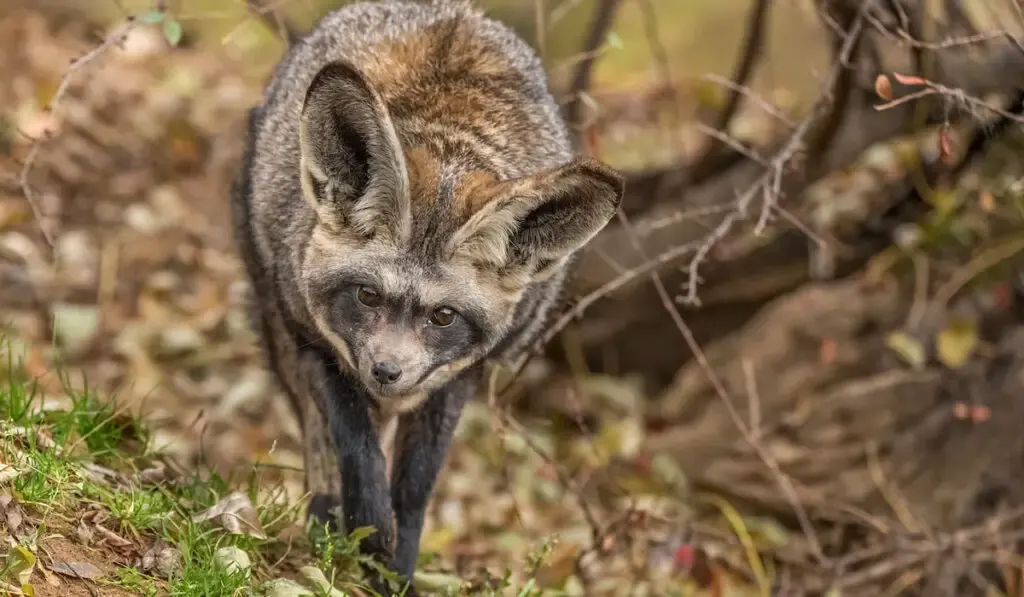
[562,0,623,142]
[18,17,138,250]
[687,0,773,185]
[246,0,300,46]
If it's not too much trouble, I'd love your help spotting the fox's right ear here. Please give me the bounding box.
[299,60,411,244]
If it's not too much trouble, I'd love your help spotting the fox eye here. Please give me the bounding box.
[356,285,382,307]
[428,306,456,327]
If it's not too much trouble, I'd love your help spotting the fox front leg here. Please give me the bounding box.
[299,349,397,570]
[390,369,478,578]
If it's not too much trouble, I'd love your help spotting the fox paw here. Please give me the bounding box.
[307,492,343,531]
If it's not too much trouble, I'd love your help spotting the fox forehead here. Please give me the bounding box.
[404,144,503,218]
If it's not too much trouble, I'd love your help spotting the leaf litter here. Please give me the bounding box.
[0,5,914,596]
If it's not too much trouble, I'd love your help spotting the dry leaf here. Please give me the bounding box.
[263,579,315,597]
[0,461,24,485]
[886,331,927,369]
[213,546,251,576]
[48,561,104,580]
[297,566,347,597]
[938,123,955,166]
[413,571,464,593]
[936,318,978,369]
[819,338,838,365]
[892,72,928,86]
[1,495,26,535]
[191,491,267,539]
[874,74,893,100]
[6,546,35,586]
[978,190,996,213]
[94,524,133,548]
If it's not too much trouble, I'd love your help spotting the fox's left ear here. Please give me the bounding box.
[450,157,624,277]
[298,60,410,243]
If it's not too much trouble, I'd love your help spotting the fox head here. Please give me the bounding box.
[296,60,624,406]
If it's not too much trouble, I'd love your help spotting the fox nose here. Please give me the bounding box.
[371,362,402,385]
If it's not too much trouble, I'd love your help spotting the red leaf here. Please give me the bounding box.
[819,338,838,365]
[993,281,1012,311]
[672,543,695,569]
[874,74,893,100]
[633,454,651,472]
[938,124,955,165]
[893,72,928,86]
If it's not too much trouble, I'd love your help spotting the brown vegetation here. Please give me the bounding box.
[5,0,1024,595]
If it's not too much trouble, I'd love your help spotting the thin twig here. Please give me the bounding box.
[688,0,772,183]
[562,0,623,140]
[246,0,300,45]
[18,19,137,250]
[681,3,868,306]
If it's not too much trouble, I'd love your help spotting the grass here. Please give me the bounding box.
[0,337,567,597]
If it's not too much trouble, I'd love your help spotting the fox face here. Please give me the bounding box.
[295,60,623,408]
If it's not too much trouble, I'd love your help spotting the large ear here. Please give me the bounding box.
[448,157,624,278]
[299,60,410,243]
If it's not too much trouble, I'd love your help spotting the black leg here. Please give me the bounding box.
[299,350,397,576]
[389,370,476,579]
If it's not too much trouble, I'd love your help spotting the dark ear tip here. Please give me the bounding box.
[572,156,626,209]
[577,156,622,198]
[303,59,371,109]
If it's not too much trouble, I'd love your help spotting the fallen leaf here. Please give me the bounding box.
[48,562,104,580]
[1,494,26,534]
[94,524,133,548]
[979,190,996,213]
[938,123,955,166]
[892,72,928,86]
[297,566,347,597]
[6,546,35,586]
[0,200,32,230]
[971,404,992,423]
[75,521,93,545]
[156,547,182,579]
[0,461,23,485]
[886,331,927,369]
[936,318,978,369]
[413,570,464,593]
[191,491,267,539]
[263,579,315,597]
[874,74,893,100]
[819,337,838,364]
[212,546,251,576]
[51,302,101,356]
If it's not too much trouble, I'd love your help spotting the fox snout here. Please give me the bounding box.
[370,360,403,385]
[356,332,432,397]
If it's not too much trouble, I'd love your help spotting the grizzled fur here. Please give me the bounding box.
[231,0,623,591]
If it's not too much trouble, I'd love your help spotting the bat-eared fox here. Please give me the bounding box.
[231,0,624,592]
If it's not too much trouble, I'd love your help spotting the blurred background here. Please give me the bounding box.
[4,0,1024,595]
